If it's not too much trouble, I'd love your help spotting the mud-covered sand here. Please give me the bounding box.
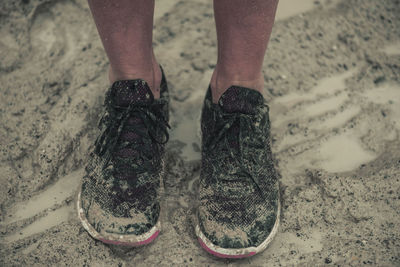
[1,0,400,266]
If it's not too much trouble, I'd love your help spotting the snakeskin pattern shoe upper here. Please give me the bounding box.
[80,70,169,236]
[198,85,279,248]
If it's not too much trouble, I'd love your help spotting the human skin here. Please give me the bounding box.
[210,0,278,102]
[87,0,162,99]
[87,0,278,101]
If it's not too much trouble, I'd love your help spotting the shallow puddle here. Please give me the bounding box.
[315,105,360,130]
[382,43,400,56]
[4,169,83,224]
[312,70,355,95]
[276,134,310,153]
[3,205,73,243]
[364,83,400,130]
[170,115,201,161]
[274,70,354,108]
[155,0,340,23]
[282,131,377,175]
[169,82,206,161]
[273,70,356,152]
[316,133,376,173]
[303,92,348,117]
[30,10,56,54]
[276,0,339,21]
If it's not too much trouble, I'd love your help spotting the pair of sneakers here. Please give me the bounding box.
[77,67,280,258]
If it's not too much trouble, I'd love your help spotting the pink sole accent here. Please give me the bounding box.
[198,237,256,259]
[99,230,160,247]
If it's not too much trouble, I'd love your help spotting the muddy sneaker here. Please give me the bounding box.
[195,85,280,258]
[77,68,169,246]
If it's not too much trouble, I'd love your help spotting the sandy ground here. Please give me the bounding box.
[0,0,400,266]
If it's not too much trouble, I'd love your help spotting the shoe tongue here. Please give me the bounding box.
[110,80,154,107]
[218,85,264,114]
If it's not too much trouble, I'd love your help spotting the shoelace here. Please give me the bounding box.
[94,97,170,175]
[207,104,269,199]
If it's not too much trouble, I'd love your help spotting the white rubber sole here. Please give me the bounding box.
[76,160,165,246]
[195,199,280,258]
[77,191,161,246]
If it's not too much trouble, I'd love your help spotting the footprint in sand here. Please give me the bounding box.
[29,5,64,62]
[29,1,89,64]
[0,27,20,71]
[30,9,58,55]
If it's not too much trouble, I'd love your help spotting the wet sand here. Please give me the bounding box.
[1,0,400,266]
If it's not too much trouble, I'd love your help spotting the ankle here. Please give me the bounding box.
[210,68,264,103]
[108,59,162,99]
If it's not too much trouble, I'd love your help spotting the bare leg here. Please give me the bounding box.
[87,0,161,98]
[211,0,278,103]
